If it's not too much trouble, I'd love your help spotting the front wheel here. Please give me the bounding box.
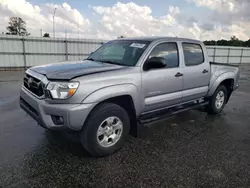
[207,85,228,114]
[80,103,130,157]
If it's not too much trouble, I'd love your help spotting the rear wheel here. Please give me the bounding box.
[207,85,228,114]
[80,103,130,157]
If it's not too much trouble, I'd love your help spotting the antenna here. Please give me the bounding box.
[50,8,57,38]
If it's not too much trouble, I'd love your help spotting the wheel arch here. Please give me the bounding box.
[208,78,234,103]
[220,79,234,103]
[82,89,139,137]
[207,72,235,99]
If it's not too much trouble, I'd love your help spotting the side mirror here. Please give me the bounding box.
[144,57,166,71]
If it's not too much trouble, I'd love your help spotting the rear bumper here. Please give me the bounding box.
[20,86,97,131]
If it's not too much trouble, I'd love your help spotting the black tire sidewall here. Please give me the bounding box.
[81,103,130,156]
[210,85,228,114]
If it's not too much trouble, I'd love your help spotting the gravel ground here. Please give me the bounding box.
[0,65,250,188]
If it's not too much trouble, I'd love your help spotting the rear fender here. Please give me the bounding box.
[207,72,235,97]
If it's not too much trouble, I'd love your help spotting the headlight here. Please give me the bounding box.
[46,82,79,99]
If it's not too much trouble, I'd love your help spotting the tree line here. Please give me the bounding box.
[204,36,250,47]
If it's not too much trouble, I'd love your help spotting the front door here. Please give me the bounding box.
[141,42,183,112]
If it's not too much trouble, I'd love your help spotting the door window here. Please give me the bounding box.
[148,42,179,68]
[182,43,204,66]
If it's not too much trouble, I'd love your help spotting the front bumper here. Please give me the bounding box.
[20,86,97,131]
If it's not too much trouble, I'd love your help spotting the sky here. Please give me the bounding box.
[0,0,250,40]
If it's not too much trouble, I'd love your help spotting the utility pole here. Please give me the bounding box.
[77,16,80,60]
[40,29,42,37]
[50,8,57,38]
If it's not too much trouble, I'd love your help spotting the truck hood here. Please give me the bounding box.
[30,60,126,80]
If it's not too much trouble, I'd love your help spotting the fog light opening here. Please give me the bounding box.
[51,115,64,125]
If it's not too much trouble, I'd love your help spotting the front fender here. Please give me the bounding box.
[207,72,235,97]
[81,84,141,116]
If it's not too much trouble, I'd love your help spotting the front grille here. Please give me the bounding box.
[23,74,45,97]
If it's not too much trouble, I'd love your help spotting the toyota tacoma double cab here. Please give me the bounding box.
[20,37,240,156]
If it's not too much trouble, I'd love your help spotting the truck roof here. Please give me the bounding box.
[117,36,201,43]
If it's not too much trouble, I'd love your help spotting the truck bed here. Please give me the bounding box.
[208,61,240,96]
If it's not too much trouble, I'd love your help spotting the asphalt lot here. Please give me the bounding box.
[0,66,250,188]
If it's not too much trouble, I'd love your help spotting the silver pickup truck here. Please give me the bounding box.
[20,37,240,156]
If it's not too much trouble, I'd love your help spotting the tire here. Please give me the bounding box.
[207,85,228,114]
[80,103,130,157]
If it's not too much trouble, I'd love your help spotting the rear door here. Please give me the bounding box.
[181,43,210,102]
[141,42,183,112]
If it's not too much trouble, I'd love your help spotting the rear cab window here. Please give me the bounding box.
[182,43,204,66]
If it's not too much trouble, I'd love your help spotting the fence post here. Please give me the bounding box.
[213,47,216,62]
[65,40,68,61]
[22,38,27,69]
[227,48,230,64]
[240,48,244,65]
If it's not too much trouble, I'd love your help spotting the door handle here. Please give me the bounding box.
[202,69,209,74]
[175,72,183,77]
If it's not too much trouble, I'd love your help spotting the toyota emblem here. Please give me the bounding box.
[27,77,33,87]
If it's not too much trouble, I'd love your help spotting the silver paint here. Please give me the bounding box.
[20,37,239,131]
[96,116,123,148]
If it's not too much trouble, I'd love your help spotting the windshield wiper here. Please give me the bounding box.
[100,60,123,66]
[87,59,123,66]
[86,58,96,61]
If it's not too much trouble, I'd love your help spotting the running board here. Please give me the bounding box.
[139,101,209,124]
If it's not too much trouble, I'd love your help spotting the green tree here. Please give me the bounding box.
[43,33,50,37]
[203,40,217,45]
[230,36,238,41]
[217,39,229,46]
[6,17,30,36]
[244,39,250,47]
[230,36,243,46]
[118,35,125,39]
[203,36,250,47]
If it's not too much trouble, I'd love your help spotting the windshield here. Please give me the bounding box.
[88,40,151,66]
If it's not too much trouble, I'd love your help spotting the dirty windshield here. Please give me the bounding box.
[87,40,151,66]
